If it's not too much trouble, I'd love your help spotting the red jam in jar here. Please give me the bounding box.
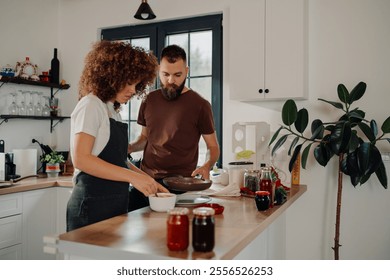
[192,207,215,252]
[167,207,189,251]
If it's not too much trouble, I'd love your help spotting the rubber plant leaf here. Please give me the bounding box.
[348,131,360,153]
[301,142,313,169]
[288,136,300,156]
[330,121,351,155]
[271,134,288,157]
[358,122,376,142]
[289,144,302,172]
[282,99,298,126]
[294,108,309,133]
[318,98,344,110]
[314,142,333,166]
[349,81,366,104]
[357,142,382,177]
[381,116,390,133]
[337,83,350,104]
[269,126,283,146]
[375,161,388,189]
[311,119,324,140]
[370,120,378,138]
[348,109,365,125]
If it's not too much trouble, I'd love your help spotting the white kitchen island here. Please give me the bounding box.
[45,185,307,260]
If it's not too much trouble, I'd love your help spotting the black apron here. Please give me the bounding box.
[66,118,129,231]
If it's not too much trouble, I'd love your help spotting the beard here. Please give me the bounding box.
[160,78,186,101]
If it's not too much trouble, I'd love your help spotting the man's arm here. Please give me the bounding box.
[128,126,148,154]
[191,132,220,179]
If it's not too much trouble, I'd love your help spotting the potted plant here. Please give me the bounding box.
[40,151,65,177]
[269,81,390,259]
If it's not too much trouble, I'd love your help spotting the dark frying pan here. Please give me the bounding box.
[163,176,212,192]
[0,175,40,188]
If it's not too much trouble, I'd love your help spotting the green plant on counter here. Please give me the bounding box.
[269,81,390,260]
[40,151,65,164]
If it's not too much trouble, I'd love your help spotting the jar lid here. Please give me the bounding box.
[167,207,189,215]
[255,191,270,196]
[193,207,215,216]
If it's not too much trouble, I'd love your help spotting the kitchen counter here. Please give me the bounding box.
[48,184,307,260]
[0,175,73,195]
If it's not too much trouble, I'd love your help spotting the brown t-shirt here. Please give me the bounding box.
[137,89,215,179]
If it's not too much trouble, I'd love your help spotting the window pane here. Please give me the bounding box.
[119,103,129,121]
[129,122,143,160]
[190,77,212,103]
[131,38,150,50]
[130,97,142,120]
[166,34,188,57]
[190,31,212,76]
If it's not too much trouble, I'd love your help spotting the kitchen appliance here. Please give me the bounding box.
[227,161,253,188]
[232,122,271,169]
[4,153,19,181]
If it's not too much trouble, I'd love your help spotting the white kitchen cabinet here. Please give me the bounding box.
[22,188,56,259]
[0,244,22,260]
[0,192,22,260]
[229,0,307,101]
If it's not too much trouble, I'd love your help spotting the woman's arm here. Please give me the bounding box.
[73,132,168,195]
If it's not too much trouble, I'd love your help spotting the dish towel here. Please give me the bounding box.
[188,182,241,197]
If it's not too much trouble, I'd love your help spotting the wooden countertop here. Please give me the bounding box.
[56,185,307,260]
[0,175,73,195]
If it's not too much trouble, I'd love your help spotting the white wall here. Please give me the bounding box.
[1,0,389,259]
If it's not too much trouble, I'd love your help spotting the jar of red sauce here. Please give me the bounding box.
[166,207,189,251]
[192,207,215,252]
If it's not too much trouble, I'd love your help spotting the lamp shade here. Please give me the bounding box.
[134,0,156,20]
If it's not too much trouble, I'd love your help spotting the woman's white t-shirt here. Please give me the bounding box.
[70,94,122,178]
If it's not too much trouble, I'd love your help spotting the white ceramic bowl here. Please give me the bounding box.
[148,193,177,212]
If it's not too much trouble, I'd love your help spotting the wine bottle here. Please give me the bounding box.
[51,48,60,84]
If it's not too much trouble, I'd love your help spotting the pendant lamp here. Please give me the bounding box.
[134,0,156,20]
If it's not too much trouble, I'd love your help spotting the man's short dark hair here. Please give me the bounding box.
[161,44,186,63]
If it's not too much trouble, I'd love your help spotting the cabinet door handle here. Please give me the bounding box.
[265,89,269,93]
[258,89,263,93]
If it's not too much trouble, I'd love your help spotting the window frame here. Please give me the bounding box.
[101,14,223,166]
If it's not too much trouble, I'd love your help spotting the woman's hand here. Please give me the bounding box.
[131,173,169,196]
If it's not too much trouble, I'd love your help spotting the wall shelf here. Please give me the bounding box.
[0,115,70,133]
[0,76,70,97]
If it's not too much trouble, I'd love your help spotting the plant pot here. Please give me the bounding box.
[46,163,60,177]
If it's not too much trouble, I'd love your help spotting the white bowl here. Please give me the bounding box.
[148,193,177,212]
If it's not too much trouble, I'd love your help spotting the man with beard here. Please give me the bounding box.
[127,44,220,211]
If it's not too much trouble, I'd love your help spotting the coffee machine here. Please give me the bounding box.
[0,150,20,181]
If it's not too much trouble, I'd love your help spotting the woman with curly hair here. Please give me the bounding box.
[67,40,168,231]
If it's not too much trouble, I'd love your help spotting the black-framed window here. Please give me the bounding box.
[101,14,223,166]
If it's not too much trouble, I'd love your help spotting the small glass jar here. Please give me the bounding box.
[255,191,270,211]
[260,167,275,208]
[192,207,215,252]
[244,169,260,192]
[167,207,189,251]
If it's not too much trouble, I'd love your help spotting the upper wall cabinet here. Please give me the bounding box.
[229,0,308,101]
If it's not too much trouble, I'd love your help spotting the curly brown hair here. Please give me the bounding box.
[79,40,158,109]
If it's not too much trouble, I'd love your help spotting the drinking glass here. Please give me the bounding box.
[17,90,27,116]
[34,92,43,116]
[8,92,19,115]
[42,96,51,117]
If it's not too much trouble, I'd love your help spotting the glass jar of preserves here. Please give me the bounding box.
[255,191,270,211]
[192,207,215,252]
[167,207,189,251]
[244,169,260,193]
[260,167,275,208]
